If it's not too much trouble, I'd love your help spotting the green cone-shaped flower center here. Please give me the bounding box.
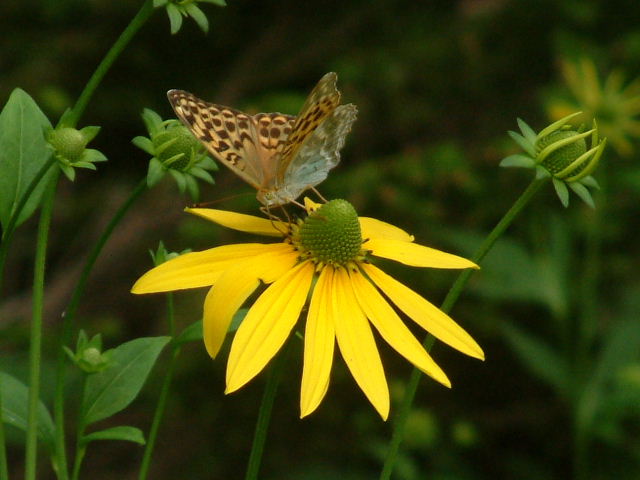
[155,126,202,170]
[536,130,587,176]
[48,127,86,162]
[299,200,362,265]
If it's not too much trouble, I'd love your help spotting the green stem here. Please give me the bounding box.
[244,342,291,480]
[70,376,88,480]
[0,156,57,294]
[379,177,547,480]
[138,294,179,480]
[64,0,154,128]
[0,379,9,480]
[25,171,60,480]
[52,179,147,480]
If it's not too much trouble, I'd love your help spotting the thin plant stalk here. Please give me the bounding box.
[65,0,154,127]
[25,171,60,480]
[53,179,147,480]
[0,377,7,480]
[0,156,57,295]
[138,294,179,480]
[380,177,547,480]
[69,376,89,480]
[244,341,291,480]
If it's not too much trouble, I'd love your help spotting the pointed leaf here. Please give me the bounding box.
[499,154,535,168]
[552,178,569,207]
[517,118,538,146]
[0,88,55,229]
[185,4,209,33]
[81,426,145,446]
[82,336,170,425]
[569,182,595,208]
[0,372,55,447]
[166,4,183,34]
[175,320,203,345]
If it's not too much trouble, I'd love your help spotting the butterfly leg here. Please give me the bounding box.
[309,186,328,204]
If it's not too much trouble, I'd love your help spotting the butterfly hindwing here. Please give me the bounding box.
[167,72,355,206]
[167,89,264,189]
[277,72,342,178]
[282,103,358,200]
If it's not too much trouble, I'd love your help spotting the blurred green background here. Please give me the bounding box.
[2,0,640,478]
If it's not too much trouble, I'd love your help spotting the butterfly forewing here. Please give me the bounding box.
[282,103,358,200]
[167,89,264,189]
[277,72,342,179]
[167,72,355,207]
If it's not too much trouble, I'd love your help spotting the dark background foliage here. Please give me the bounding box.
[2,0,640,478]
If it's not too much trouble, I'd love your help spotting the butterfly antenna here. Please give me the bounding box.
[189,192,254,208]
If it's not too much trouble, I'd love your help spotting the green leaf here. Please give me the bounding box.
[175,320,203,345]
[185,4,209,33]
[516,118,538,147]
[176,309,249,346]
[184,174,200,201]
[500,323,570,396]
[169,169,187,192]
[141,108,163,134]
[147,158,165,187]
[81,426,145,446]
[82,149,107,163]
[82,336,170,425]
[552,178,569,207]
[508,129,535,157]
[569,182,595,208]
[229,308,249,333]
[60,164,76,182]
[188,166,215,184]
[499,154,535,169]
[0,88,55,229]
[199,0,227,5]
[132,136,155,155]
[79,125,100,143]
[0,372,55,447]
[166,4,183,34]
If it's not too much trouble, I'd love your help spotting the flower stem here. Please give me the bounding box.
[244,342,291,480]
[25,171,60,480]
[52,179,147,480]
[138,294,179,480]
[70,376,88,480]
[0,156,57,295]
[0,385,7,480]
[379,177,547,480]
[65,0,154,128]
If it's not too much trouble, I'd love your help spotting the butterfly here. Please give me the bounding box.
[167,72,357,207]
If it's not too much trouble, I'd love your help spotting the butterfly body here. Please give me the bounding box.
[168,72,357,207]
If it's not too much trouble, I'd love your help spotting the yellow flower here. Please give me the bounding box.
[132,199,484,420]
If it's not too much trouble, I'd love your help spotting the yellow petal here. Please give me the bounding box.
[203,250,299,358]
[186,208,287,237]
[226,261,314,393]
[333,267,389,420]
[359,217,414,243]
[366,238,478,269]
[300,267,335,418]
[362,264,484,360]
[349,268,451,387]
[131,244,288,294]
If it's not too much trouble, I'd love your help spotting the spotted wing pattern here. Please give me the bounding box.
[281,103,357,200]
[168,90,265,188]
[168,72,356,206]
[277,72,342,178]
